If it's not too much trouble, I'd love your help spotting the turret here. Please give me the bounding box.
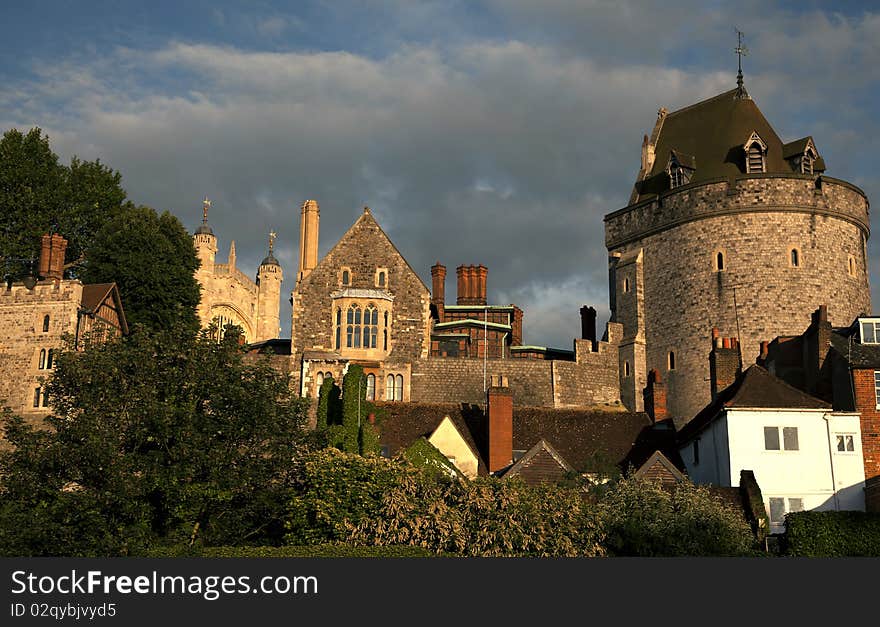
[256,230,283,341]
[194,196,217,274]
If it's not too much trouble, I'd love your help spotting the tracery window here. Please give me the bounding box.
[347,304,362,348]
[363,304,378,349]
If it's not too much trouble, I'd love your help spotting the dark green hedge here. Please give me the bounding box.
[142,544,434,558]
[782,511,880,556]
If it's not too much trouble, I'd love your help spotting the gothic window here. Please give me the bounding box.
[377,270,386,288]
[347,304,362,348]
[42,390,49,408]
[716,251,725,272]
[47,348,54,369]
[39,349,46,370]
[790,248,800,268]
[33,387,41,408]
[386,374,395,400]
[623,361,631,377]
[365,374,376,401]
[395,374,404,401]
[363,304,378,349]
[384,311,389,350]
[341,269,351,286]
[42,314,50,332]
[336,308,342,349]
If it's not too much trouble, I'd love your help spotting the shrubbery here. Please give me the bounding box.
[781,511,880,557]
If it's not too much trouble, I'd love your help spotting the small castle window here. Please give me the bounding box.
[341,269,351,286]
[668,351,676,370]
[335,308,342,349]
[39,349,46,370]
[623,361,631,377]
[716,251,725,272]
[47,348,54,369]
[365,374,376,401]
[377,270,386,288]
[43,315,50,333]
[790,248,800,268]
[33,387,41,408]
[848,256,856,277]
[623,278,630,293]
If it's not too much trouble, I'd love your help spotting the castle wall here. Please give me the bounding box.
[606,176,871,422]
[0,281,83,440]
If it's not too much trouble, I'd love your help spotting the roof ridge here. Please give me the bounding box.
[665,88,739,119]
[728,364,830,408]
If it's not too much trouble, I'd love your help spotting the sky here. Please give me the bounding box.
[3,1,880,347]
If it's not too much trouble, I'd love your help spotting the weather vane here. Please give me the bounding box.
[202,196,212,224]
[734,29,749,98]
[269,230,277,253]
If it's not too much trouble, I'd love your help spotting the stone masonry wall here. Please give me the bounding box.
[0,280,83,443]
[606,176,871,423]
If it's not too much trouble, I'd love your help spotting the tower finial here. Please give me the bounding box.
[269,230,276,253]
[202,196,212,224]
[734,29,750,99]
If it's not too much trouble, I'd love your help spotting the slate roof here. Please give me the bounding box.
[376,402,657,477]
[678,365,830,444]
[634,88,823,201]
[829,329,880,369]
[502,439,574,485]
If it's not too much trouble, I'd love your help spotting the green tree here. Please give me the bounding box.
[80,205,201,333]
[0,127,128,271]
[0,322,309,556]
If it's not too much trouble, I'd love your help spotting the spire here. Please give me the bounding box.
[228,240,236,270]
[734,29,750,100]
[195,196,214,235]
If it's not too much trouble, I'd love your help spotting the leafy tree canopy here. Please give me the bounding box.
[0,322,309,556]
[80,205,201,333]
[0,127,128,272]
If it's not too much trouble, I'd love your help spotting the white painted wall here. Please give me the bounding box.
[680,409,865,533]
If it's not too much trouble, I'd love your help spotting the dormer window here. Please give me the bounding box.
[743,132,767,174]
[859,318,880,344]
[784,137,820,175]
[666,150,695,189]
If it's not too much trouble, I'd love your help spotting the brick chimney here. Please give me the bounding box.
[431,262,446,321]
[487,377,513,474]
[475,264,487,305]
[805,304,833,400]
[580,305,597,351]
[456,265,468,305]
[39,234,67,281]
[511,306,523,347]
[643,368,667,423]
[710,328,742,400]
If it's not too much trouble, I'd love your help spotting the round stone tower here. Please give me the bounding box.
[604,82,871,423]
[256,232,283,341]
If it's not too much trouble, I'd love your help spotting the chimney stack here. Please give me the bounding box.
[475,265,487,305]
[643,368,667,423]
[580,305,597,350]
[297,199,320,283]
[456,265,467,305]
[38,234,67,282]
[710,328,742,400]
[431,262,446,320]
[487,377,513,474]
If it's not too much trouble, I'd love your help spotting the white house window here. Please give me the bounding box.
[874,371,880,409]
[835,434,855,453]
[764,426,799,451]
[768,497,804,524]
[859,319,880,344]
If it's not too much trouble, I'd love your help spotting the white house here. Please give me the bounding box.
[677,365,865,533]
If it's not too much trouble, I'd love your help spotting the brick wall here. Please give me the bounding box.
[851,368,880,488]
[606,176,871,422]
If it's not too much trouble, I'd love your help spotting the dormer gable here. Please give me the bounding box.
[783,136,822,175]
[665,150,696,189]
[743,131,767,173]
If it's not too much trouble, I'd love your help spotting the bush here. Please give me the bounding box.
[599,477,756,556]
[142,544,433,558]
[781,510,880,557]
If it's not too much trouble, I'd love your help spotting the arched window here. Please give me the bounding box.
[342,270,351,285]
[335,308,342,349]
[42,314,50,332]
[378,271,385,287]
[365,374,375,400]
[790,248,799,267]
[623,361,631,377]
[42,389,49,408]
[668,351,676,370]
[386,375,395,400]
[395,374,404,401]
[39,349,46,370]
[316,371,324,390]
[46,348,54,369]
[384,330,388,351]
[363,304,378,349]
[33,387,41,408]
[347,304,362,348]
[716,252,724,271]
[849,256,856,277]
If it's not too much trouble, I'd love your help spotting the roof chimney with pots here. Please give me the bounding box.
[710,328,742,400]
[431,262,446,321]
[643,368,667,423]
[38,234,67,282]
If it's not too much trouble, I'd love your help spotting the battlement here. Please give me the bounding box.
[605,175,869,250]
[1,280,83,304]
